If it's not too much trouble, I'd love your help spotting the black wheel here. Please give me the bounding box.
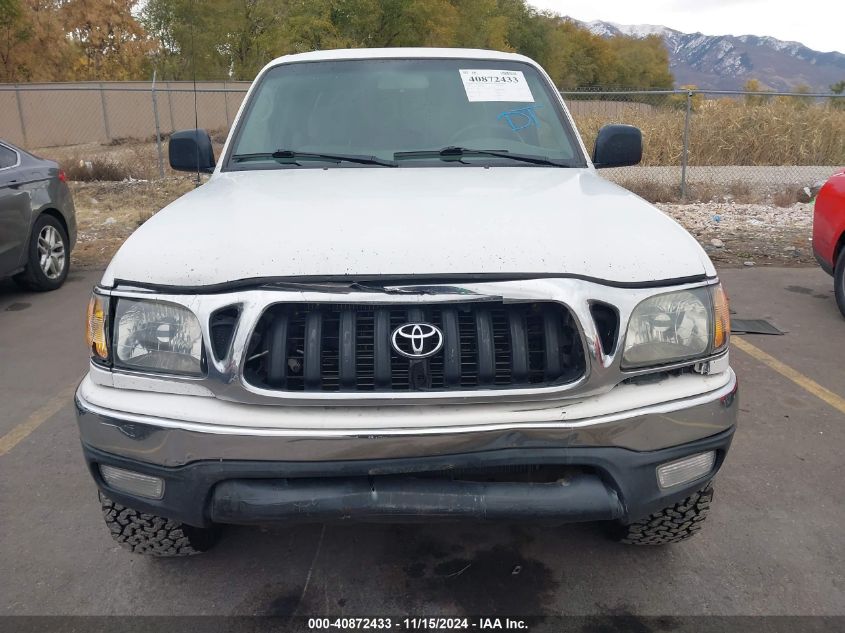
[13,214,69,291]
[100,492,218,556]
[835,249,845,319]
[613,484,714,545]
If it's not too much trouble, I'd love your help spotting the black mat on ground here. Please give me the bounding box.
[731,319,785,335]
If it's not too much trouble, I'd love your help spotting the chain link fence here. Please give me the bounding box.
[1,82,843,200]
[564,89,845,201]
[0,81,250,181]
[0,81,250,147]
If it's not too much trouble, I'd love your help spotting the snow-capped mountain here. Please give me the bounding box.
[586,21,675,40]
[578,19,845,91]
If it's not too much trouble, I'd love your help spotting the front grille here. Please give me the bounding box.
[243,301,585,393]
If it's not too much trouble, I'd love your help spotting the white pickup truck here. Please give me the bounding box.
[76,48,736,556]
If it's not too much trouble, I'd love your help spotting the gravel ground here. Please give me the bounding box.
[604,165,840,189]
[68,180,816,270]
[659,200,815,267]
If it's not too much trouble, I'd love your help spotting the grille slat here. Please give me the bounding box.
[303,311,323,391]
[339,310,356,389]
[441,307,461,387]
[508,306,530,385]
[243,301,585,393]
[374,309,391,389]
[475,308,495,386]
[267,312,288,387]
[542,305,562,381]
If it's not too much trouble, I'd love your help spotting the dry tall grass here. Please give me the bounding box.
[573,98,845,166]
[63,157,134,181]
[56,137,227,181]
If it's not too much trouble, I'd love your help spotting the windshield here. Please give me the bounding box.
[225,58,586,169]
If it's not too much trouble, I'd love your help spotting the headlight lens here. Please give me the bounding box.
[114,299,204,376]
[622,287,711,368]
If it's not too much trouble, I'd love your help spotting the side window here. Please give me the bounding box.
[0,145,18,169]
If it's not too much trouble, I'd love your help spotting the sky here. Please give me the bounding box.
[526,0,843,53]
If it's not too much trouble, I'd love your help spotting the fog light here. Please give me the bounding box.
[656,451,715,489]
[100,465,164,500]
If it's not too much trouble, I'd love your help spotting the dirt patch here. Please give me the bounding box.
[69,180,818,270]
[69,178,195,270]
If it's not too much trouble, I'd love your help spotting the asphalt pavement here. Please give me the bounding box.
[0,267,843,619]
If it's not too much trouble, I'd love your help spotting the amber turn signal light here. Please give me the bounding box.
[711,284,730,351]
[86,294,109,360]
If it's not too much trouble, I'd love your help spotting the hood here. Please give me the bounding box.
[102,167,714,289]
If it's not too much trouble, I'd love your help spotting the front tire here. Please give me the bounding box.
[14,214,69,291]
[835,249,845,319]
[614,483,714,545]
[100,493,218,556]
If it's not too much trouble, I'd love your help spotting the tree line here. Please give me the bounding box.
[0,0,674,89]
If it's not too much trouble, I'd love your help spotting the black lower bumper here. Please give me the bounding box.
[82,426,734,528]
[211,474,624,524]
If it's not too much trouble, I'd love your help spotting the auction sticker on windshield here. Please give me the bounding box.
[459,69,534,102]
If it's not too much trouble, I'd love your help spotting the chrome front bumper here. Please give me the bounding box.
[75,368,737,468]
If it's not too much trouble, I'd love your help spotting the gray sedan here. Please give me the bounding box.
[0,140,76,290]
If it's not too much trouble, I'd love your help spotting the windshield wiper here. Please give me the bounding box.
[232,150,396,167]
[394,146,567,167]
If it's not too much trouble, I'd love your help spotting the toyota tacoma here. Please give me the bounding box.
[76,48,736,556]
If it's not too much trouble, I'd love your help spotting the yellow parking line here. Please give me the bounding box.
[732,337,845,415]
[0,384,78,457]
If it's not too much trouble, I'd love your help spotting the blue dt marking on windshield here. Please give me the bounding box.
[498,104,543,131]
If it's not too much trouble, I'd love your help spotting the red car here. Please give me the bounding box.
[813,168,845,317]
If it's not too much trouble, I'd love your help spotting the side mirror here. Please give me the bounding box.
[592,124,642,168]
[169,129,215,173]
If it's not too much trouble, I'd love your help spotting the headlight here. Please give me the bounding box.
[114,299,204,376]
[622,284,729,369]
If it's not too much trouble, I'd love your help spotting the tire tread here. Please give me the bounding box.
[617,484,714,545]
[99,492,216,556]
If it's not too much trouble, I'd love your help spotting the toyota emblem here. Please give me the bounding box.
[391,323,444,359]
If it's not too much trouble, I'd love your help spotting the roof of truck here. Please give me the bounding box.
[265,47,537,67]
